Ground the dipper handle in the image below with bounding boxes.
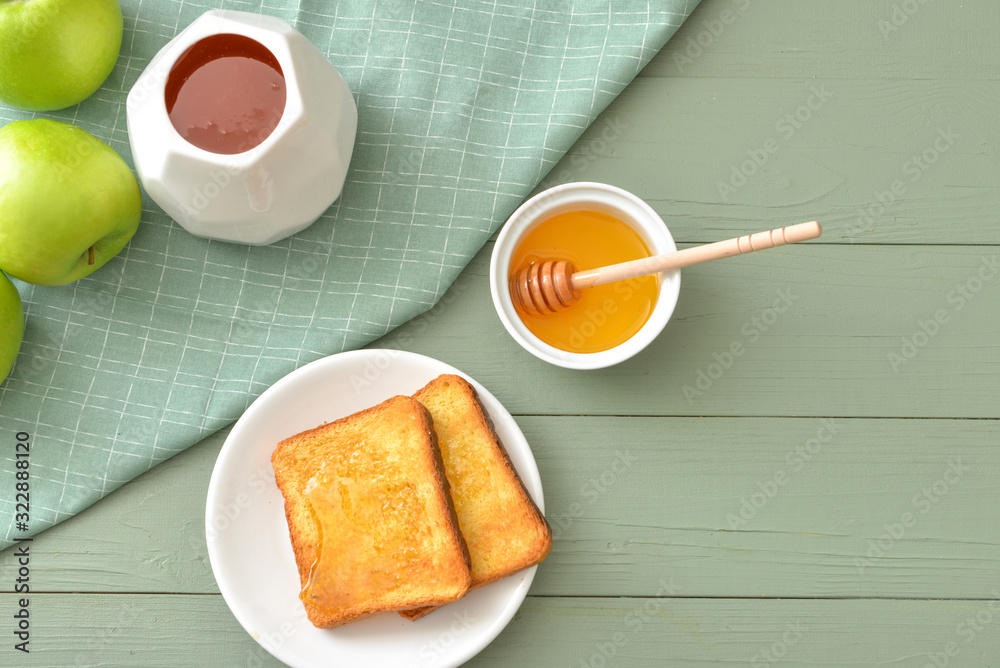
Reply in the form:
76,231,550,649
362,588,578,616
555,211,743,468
571,221,822,290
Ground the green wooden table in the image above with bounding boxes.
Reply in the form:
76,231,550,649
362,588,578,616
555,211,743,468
4,0,1000,665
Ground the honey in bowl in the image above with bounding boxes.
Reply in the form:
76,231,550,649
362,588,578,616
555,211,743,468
165,34,286,155
509,209,659,354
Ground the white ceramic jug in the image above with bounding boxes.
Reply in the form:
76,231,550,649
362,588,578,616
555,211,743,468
127,10,357,245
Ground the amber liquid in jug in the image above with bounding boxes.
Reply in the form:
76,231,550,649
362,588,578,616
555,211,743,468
165,33,287,155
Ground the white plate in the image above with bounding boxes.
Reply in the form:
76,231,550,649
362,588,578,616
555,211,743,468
206,350,545,668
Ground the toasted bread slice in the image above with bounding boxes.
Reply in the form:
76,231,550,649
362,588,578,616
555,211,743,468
401,375,552,620
271,395,472,628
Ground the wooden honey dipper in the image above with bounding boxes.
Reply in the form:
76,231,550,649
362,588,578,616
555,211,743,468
511,221,822,315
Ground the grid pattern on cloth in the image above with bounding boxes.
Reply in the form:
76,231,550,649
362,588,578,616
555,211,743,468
0,0,698,548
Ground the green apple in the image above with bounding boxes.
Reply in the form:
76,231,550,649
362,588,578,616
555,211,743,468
0,0,124,111
0,119,142,285
0,270,24,384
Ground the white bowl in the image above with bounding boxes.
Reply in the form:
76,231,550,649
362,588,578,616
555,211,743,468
126,10,357,245
489,182,680,370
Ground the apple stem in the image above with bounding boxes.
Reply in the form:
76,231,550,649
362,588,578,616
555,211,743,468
88,246,95,265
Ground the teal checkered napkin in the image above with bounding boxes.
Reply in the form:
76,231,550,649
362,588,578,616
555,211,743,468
0,0,697,548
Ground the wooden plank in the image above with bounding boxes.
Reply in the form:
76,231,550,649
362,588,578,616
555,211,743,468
641,0,1000,82
529,417,999,600
0,428,230,595
482,597,1000,668
0,593,276,668
375,242,1000,418
538,76,1000,245
5,417,996,600
2,593,998,667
